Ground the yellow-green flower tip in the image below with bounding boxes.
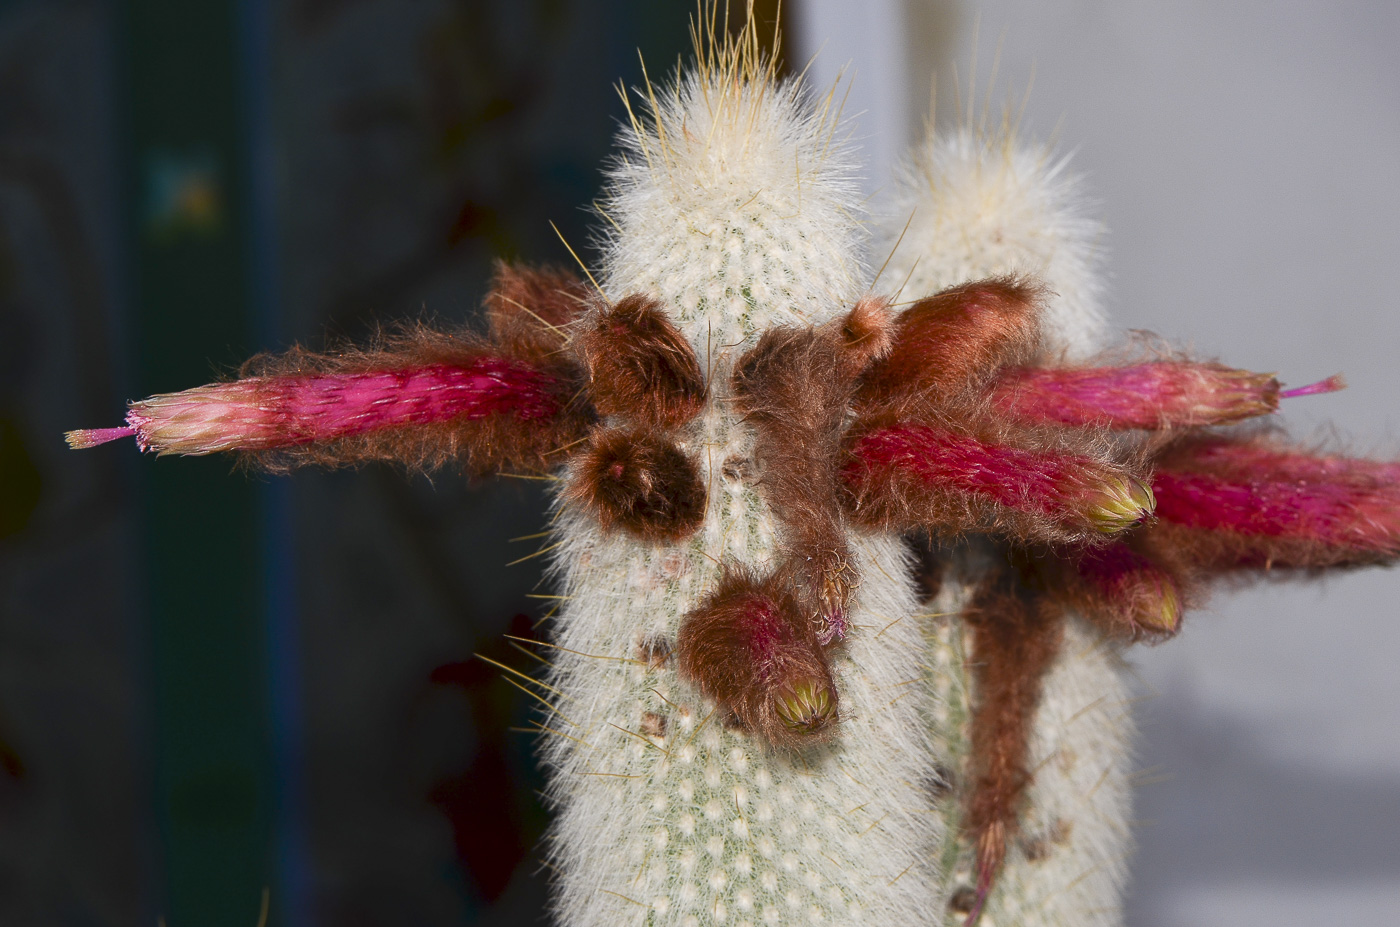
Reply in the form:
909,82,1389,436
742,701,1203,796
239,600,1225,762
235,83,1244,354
775,678,836,736
1137,579,1182,637
1085,474,1156,534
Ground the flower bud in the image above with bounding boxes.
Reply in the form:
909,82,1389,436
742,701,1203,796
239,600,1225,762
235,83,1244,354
1080,474,1156,534
1060,540,1185,641
857,277,1044,405
574,293,705,429
676,569,838,749
564,427,706,543
774,677,837,735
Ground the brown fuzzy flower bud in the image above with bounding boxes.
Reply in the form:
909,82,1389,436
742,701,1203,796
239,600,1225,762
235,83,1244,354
574,294,705,429
565,427,706,543
1047,539,1186,642
857,277,1044,406
831,295,895,379
676,569,838,750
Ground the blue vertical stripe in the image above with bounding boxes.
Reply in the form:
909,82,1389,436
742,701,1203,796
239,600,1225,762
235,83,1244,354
237,0,312,923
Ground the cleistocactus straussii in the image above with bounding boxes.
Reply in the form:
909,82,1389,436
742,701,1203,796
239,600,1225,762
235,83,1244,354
67,16,1398,927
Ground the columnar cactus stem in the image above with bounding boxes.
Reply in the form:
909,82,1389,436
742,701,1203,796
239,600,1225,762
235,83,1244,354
539,38,941,927
879,125,1137,926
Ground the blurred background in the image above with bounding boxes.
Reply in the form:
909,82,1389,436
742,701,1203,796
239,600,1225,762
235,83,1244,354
0,1,1395,925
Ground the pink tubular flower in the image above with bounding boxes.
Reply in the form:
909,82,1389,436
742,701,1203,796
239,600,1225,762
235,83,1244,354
1164,434,1395,484
1153,437,1400,562
841,421,1154,541
66,358,564,456
990,361,1285,429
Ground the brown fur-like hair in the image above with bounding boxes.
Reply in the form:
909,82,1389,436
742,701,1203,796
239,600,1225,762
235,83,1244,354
574,294,705,429
836,295,896,378
960,566,1066,923
732,319,869,640
857,277,1045,409
564,426,706,543
234,324,592,475
676,568,838,749
484,262,591,365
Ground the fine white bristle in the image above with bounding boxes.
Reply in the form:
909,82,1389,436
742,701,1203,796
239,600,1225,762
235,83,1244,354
598,31,867,360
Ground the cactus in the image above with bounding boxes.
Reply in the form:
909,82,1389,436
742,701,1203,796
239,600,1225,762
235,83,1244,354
875,121,1133,926
65,12,1400,927
538,31,943,927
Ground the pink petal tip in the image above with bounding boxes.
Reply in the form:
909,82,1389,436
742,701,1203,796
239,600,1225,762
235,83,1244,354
64,426,136,450
1279,374,1346,399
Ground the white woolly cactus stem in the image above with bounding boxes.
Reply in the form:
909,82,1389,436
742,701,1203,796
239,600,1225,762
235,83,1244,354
886,125,1108,359
880,124,1136,926
539,30,942,927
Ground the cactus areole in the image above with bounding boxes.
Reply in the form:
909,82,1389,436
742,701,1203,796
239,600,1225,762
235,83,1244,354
68,18,1394,927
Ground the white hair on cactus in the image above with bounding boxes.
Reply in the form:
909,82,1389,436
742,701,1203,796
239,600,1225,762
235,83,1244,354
879,120,1135,927
598,36,867,354
995,618,1133,927
881,125,1108,358
540,31,943,927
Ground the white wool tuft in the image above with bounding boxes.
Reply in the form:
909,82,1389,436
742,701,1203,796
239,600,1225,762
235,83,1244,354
541,48,943,927
879,121,1136,927
879,127,1107,358
599,61,867,356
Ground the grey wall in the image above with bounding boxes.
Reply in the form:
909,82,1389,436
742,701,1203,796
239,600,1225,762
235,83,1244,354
794,2,1400,924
